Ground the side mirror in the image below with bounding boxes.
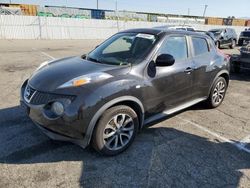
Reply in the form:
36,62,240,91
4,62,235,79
155,54,175,67
81,54,86,59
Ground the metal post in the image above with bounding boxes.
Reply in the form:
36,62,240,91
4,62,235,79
203,5,208,17
115,0,119,31
115,0,118,12
97,0,99,9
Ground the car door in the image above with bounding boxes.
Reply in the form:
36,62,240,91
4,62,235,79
190,36,215,98
224,29,232,45
143,35,195,114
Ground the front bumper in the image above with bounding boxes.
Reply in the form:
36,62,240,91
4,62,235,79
239,38,250,45
20,80,90,148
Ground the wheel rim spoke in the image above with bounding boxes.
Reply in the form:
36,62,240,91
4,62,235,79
105,123,116,131
121,126,134,132
103,130,116,139
103,113,134,151
120,132,131,138
120,114,126,125
113,115,120,129
119,134,125,146
106,135,117,147
213,81,226,105
113,135,118,149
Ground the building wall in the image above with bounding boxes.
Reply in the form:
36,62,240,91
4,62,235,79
0,15,247,40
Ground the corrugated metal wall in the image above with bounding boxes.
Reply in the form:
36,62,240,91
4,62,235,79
0,15,246,40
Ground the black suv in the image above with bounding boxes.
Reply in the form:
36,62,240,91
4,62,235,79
21,29,230,155
209,28,238,49
231,42,250,72
238,30,250,46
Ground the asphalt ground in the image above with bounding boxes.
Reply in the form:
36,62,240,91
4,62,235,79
0,40,250,188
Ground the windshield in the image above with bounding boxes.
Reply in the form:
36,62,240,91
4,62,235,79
86,33,157,65
241,31,250,37
206,32,216,40
209,29,223,36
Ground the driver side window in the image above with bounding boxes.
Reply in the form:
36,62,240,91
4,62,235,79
159,36,188,61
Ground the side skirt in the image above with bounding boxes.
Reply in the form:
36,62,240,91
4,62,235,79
144,97,207,125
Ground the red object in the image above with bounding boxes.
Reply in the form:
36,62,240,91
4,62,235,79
246,20,250,27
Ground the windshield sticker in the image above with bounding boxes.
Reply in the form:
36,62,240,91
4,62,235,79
136,33,155,40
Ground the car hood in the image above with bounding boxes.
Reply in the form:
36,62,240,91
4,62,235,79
28,56,130,92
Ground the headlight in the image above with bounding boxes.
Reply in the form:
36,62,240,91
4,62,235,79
58,72,113,89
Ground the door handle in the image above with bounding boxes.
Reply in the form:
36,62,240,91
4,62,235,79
184,67,193,74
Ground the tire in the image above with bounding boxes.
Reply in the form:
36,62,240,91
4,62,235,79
238,40,243,46
230,40,236,49
206,77,228,108
92,105,139,156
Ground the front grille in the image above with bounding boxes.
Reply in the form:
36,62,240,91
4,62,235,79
24,85,36,102
24,85,75,105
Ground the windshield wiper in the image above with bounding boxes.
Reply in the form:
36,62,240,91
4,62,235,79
87,57,102,64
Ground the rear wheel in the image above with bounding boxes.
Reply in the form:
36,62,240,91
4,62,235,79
206,77,227,108
92,105,139,156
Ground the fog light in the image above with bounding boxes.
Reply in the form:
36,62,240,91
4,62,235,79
51,102,64,116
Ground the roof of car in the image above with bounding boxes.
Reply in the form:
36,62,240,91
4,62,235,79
120,28,207,38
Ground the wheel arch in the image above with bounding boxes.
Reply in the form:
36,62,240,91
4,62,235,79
208,70,229,96
82,96,145,147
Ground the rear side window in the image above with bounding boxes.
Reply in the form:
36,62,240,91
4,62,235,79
191,37,209,56
159,36,188,60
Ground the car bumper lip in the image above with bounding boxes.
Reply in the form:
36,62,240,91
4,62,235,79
33,121,87,148
20,83,89,148
20,100,88,148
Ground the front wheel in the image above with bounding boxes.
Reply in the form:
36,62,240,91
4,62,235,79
216,41,220,49
206,77,228,108
92,105,139,156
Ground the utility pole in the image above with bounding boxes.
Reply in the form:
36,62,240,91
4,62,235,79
115,0,119,31
97,0,99,9
203,5,208,17
188,8,190,16
115,0,118,12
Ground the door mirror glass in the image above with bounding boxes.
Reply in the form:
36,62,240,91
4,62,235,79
155,54,175,67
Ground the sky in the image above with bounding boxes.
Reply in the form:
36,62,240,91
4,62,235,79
1,0,249,18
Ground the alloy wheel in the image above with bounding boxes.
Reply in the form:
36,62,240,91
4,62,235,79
103,113,134,151
212,81,226,105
